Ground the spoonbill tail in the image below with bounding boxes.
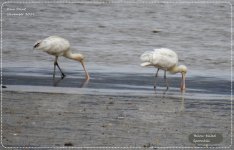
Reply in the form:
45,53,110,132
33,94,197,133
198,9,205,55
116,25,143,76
140,48,187,91
33,36,90,80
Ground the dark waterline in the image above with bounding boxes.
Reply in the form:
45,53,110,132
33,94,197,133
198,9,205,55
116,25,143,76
2,69,232,95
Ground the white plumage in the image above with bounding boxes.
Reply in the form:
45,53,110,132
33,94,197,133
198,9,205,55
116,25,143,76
140,48,187,91
141,48,178,69
37,36,70,56
34,36,90,80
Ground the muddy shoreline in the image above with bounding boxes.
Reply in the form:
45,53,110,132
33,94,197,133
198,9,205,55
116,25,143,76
2,89,231,148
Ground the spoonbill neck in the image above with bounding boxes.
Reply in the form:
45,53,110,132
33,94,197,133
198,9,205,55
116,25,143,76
63,50,83,61
168,65,181,74
168,65,187,74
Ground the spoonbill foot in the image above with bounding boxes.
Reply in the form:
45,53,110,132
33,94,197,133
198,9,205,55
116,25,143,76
61,73,66,79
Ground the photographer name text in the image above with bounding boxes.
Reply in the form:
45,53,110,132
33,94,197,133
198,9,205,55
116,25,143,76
6,7,34,17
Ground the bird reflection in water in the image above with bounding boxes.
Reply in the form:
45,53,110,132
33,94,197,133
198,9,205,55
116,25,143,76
53,76,90,88
180,90,185,112
154,87,185,112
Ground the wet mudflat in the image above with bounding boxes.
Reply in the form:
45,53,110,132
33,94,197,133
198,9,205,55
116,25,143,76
1,72,231,148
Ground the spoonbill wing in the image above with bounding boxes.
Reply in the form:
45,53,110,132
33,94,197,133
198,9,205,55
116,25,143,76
152,48,178,69
140,51,154,66
40,36,70,55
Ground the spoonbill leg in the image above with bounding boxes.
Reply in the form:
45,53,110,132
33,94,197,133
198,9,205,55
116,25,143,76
53,56,66,79
164,70,169,91
154,68,160,90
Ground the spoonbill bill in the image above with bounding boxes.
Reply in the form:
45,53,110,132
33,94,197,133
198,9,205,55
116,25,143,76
33,36,90,80
140,48,187,91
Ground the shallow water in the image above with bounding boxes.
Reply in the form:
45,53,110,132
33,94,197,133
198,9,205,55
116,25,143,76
1,1,232,112
1,1,232,80
3,69,231,95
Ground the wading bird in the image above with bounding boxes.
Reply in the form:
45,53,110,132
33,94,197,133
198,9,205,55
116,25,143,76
140,48,187,91
33,36,90,80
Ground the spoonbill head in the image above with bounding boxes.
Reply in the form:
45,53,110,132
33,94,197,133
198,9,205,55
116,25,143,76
140,48,187,91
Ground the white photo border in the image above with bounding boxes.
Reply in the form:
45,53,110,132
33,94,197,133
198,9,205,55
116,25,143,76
0,1,232,149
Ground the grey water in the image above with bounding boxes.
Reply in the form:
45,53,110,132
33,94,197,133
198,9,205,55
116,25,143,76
1,1,232,95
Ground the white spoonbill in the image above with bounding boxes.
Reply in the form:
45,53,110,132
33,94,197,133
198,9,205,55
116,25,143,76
140,48,187,91
33,36,90,80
